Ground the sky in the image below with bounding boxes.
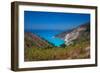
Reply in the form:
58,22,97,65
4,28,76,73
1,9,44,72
24,11,90,31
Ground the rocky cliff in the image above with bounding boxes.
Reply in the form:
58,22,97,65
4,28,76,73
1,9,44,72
55,22,90,45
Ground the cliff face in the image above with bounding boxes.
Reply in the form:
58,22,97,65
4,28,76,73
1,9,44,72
55,22,90,45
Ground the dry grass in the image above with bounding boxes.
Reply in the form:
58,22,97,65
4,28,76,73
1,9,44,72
24,40,90,61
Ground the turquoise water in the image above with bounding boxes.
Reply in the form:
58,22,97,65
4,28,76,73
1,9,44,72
26,30,65,47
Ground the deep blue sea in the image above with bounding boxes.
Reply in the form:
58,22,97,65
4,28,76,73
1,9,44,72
25,30,65,47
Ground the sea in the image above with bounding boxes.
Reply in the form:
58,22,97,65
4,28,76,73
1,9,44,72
25,30,65,47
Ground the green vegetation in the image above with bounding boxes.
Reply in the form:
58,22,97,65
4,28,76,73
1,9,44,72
24,39,90,61
24,23,90,61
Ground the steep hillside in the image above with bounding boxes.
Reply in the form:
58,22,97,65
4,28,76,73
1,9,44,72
55,22,90,45
24,32,53,49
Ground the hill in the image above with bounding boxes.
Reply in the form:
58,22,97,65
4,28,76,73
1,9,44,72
55,22,90,46
24,32,53,49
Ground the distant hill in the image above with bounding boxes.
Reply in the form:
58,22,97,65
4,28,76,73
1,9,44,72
55,22,90,45
24,32,53,49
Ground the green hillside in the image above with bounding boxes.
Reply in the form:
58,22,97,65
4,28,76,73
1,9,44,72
24,23,90,61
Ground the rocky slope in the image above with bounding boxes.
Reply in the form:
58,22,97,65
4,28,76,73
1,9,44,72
55,22,90,45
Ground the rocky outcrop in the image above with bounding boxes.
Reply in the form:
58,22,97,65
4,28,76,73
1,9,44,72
55,22,90,45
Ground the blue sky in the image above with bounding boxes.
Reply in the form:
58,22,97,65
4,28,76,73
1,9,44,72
24,11,90,31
